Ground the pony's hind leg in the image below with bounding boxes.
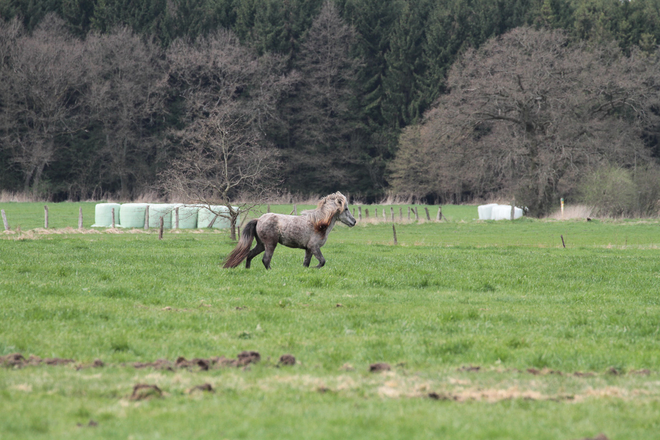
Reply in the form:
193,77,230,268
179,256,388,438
245,242,265,269
262,243,277,269
303,249,313,267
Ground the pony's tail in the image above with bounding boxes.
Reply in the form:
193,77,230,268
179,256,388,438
223,220,258,268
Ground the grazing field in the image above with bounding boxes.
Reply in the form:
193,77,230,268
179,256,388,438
1,204,660,439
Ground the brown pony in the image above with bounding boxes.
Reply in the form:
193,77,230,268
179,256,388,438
223,192,356,269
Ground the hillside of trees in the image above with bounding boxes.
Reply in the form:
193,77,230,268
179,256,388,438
1,0,659,214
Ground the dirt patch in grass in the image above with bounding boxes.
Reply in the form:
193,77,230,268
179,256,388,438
423,386,651,403
2,352,263,371
176,357,211,371
1,353,75,367
186,383,214,394
133,359,177,370
130,384,163,400
369,363,391,372
526,367,563,376
576,434,609,440
237,351,261,365
132,352,261,371
256,372,656,403
428,391,458,401
573,371,596,377
457,365,481,372
429,387,549,403
278,354,296,366
75,359,105,370
3,353,657,405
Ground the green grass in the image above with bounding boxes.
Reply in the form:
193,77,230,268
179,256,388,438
0,202,98,230
1,205,660,439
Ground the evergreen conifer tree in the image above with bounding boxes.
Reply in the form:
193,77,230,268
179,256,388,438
381,0,429,128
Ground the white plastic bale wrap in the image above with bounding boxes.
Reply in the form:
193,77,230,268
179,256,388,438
477,203,498,220
197,205,239,229
170,205,199,229
490,205,524,220
91,203,121,227
148,204,176,229
118,203,149,228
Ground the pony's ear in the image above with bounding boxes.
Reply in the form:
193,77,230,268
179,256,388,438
336,195,346,212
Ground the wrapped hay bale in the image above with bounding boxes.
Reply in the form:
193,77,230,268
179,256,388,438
118,203,148,228
477,203,498,220
148,204,176,229
170,205,199,229
197,205,238,229
92,203,121,227
491,205,523,220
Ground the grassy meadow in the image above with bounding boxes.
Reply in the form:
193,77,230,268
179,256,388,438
1,202,660,439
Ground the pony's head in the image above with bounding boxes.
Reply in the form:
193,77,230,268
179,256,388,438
332,192,357,227
307,192,356,231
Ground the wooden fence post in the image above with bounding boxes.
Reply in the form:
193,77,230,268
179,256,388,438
1,209,9,231
358,206,362,221
111,208,116,228
399,207,402,221
144,205,150,229
510,198,515,221
175,207,179,229
392,224,398,245
414,207,419,221
78,207,83,229
408,207,411,221
390,207,394,222
436,206,443,221
365,208,369,218
267,204,271,213
424,207,431,221
382,208,386,221
159,217,164,240
375,207,378,219
44,205,48,228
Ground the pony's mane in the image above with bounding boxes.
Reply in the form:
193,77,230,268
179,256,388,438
302,192,347,233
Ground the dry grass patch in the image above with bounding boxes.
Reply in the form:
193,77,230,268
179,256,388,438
545,205,594,220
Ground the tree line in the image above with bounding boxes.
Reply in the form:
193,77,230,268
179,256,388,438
389,27,660,215
1,0,659,214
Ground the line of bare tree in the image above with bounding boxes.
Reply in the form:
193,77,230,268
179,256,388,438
0,3,362,205
0,15,169,199
389,27,660,216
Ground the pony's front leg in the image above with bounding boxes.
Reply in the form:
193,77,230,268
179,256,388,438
311,247,325,268
303,249,313,267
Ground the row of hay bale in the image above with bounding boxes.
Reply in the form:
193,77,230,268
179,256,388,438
91,203,238,229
